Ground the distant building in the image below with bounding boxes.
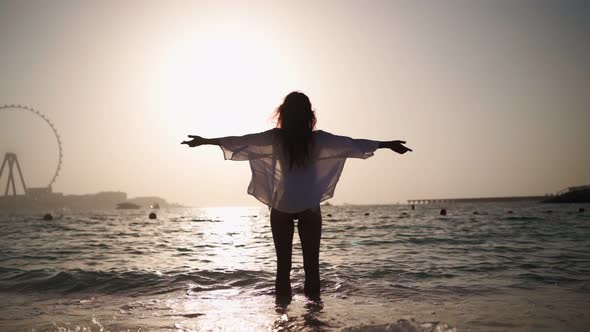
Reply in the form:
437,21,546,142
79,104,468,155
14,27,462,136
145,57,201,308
0,189,179,212
544,185,590,203
62,191,128,210
27,187,54,199
568,185,590,192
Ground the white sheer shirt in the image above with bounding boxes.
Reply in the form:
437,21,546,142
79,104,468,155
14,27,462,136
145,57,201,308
219,129,379,213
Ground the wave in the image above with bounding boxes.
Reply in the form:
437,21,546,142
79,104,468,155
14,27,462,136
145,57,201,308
516,272,588,285
502,216,542,221
342,319,457,332
0,267,274,295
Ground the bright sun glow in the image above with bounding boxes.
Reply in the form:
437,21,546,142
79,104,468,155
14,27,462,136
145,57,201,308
160,25,291,135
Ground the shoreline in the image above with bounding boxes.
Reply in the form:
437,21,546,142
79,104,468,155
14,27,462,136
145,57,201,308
1,285,589,331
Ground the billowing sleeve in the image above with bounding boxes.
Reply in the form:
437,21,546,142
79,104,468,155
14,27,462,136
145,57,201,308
219,129,276,161
315,130,379,160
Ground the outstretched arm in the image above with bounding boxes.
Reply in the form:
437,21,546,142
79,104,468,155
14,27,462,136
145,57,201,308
181,135,220,147
181,130,275,160
377,140,412,154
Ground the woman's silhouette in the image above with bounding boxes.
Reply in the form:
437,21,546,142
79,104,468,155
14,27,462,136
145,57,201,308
182,91,411,301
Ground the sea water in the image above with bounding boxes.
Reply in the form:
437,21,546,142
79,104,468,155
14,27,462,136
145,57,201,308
1,203,589,331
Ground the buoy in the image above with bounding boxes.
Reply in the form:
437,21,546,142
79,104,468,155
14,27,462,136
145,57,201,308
546,210,553,214
326,213,332,217
473,211,479,215
507,210,513,214
578,208,585,213
149,212,157,219
42,213,53,221
440,209,447,216
411,204,415,210
364,212,370,216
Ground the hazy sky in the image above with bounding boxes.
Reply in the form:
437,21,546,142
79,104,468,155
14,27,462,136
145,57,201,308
1,0,589,206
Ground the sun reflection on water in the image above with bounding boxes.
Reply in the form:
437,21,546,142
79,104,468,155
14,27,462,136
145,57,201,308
182,206,268,270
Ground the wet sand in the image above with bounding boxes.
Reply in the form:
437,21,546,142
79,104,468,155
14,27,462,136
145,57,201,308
2,285,589,331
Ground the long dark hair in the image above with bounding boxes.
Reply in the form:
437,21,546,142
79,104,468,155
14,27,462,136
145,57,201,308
274,91,317,169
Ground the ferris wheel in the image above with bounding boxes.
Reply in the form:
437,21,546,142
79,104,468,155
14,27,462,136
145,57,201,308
0,104,63,195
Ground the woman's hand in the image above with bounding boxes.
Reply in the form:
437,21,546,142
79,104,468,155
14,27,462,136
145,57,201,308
383,140,412,154
181,135,205,147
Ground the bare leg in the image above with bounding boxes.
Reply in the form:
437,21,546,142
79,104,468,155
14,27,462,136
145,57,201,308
297,206,322,298
270,208,295,299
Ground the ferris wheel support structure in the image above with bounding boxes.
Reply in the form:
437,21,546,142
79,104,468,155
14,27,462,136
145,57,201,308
0,104,63,195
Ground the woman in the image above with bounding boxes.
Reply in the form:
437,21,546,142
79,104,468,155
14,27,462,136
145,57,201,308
182,91,411,300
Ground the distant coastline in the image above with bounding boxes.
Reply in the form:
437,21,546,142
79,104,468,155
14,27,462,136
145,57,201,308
0,191,183,213
2,185,588,214
407,185,590,205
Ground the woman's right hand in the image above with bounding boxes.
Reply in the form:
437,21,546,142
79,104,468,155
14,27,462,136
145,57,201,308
181,135,205,147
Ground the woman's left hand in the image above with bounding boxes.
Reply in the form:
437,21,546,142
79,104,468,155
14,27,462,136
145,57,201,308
390,140,412,154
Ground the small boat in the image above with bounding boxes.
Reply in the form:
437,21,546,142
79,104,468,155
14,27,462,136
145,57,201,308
150,203,160,209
